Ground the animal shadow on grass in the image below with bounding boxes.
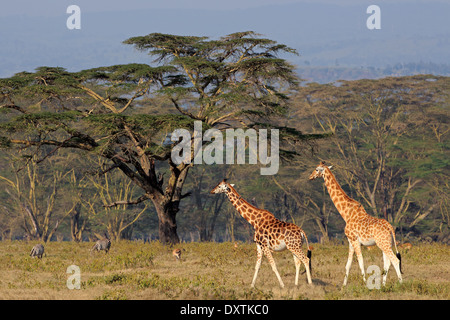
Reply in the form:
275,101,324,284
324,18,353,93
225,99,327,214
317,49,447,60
311,278,331,287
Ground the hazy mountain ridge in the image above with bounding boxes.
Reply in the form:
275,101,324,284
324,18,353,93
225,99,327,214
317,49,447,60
1,1,449,82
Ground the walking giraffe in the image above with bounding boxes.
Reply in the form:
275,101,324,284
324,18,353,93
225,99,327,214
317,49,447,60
309,161,403,286
211,179,312,288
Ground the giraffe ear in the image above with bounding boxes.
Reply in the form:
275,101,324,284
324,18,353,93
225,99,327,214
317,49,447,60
328,166,333,169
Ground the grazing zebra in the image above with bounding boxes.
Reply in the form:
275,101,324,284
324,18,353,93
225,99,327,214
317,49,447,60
30,244,45,259
91,238,111,254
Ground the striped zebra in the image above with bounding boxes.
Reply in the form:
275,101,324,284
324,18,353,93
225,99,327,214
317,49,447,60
30,244,45,259
91,238,111,254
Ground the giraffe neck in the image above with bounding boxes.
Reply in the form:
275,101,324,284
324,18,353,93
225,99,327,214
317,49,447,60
323,169,356,222
225,186,271,229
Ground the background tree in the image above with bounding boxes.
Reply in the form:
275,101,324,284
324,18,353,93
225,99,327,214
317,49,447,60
186,165,228,242
64,169,89,242
292,75,449,238
0,32,324,244
0,153,75,242
81,162,148,242
272,173,335,243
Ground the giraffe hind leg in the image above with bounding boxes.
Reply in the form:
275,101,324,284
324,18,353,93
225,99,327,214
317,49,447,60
377,233,403,284
293,254,301,286
290,248,312,285
385,249,403,284
382,251,391,286
397,252,403,274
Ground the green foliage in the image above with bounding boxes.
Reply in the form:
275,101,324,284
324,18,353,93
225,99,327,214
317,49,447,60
0,111,80,132
0,30,447,244
84,113,195,134
76,64,177,82
289,75,449,237
0,136,11,148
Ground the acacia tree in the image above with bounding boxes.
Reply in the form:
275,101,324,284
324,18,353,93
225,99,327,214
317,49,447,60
0,32,324,244
298,75,449,233
0,153,76,242
81,157,148,241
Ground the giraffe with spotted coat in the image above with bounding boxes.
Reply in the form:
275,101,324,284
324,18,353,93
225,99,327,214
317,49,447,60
211,179,312,288
309,161,403,286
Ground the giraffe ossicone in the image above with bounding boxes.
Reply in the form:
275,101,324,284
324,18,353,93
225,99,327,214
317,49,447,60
309,161,403,287
211,179,313,288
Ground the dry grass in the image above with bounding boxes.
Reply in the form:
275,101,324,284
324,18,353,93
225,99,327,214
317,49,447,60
0,241,448,300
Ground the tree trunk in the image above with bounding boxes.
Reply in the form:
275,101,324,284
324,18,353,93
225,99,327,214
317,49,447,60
154,200,180,245
70,203,88,242
23,205,41,240
313,216,329,243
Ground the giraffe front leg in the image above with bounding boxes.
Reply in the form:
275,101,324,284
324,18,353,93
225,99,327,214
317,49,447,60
262,246,285,288
351,240,366,284
343,241,354,287
251,244,263,288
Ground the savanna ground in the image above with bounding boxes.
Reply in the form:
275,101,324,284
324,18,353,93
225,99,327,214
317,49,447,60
0,241,448,300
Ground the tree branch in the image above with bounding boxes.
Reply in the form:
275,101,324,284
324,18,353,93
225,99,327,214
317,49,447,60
0,104,28,114
78,85,118,113
103,194,149,208
117,80,151,114
170,97,201,120
409,203,437,228
10,137,97,151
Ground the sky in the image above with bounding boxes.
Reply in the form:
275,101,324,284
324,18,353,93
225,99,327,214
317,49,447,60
0,0,448,79
1,0,447,15
2,0,304,16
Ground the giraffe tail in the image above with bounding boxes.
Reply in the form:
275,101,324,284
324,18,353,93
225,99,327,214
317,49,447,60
301,231,312,275
391,228,403,274
307,248,312,275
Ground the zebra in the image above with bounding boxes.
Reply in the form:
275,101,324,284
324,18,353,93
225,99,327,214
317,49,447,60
30,244,45,259
91,238,111,254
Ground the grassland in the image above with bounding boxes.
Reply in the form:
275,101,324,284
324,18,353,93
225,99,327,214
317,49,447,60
0,241,448,300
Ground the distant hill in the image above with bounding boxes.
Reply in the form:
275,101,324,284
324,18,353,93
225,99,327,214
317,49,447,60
0,1,449,82
298,62,450,84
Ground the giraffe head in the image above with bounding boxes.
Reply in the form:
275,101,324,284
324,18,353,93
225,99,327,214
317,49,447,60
309,161,332,180
210,179,235,194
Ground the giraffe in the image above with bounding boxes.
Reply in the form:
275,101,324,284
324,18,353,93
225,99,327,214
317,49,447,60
211,179,312,288
309,161,403,286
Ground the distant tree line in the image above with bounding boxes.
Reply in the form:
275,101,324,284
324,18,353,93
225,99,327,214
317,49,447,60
0,31,325,244
297,61,450,84
0,32,448,245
